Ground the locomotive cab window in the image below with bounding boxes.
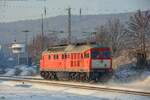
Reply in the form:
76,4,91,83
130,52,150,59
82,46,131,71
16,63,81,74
92,50,111,59
103,51,111,58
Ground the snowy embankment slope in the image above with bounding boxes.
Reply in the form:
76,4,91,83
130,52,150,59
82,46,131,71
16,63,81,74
0,80,150,100
110,68,150,92
108,54,150,92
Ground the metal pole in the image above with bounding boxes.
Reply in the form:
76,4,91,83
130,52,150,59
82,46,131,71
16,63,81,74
41,14,44,50
25,32,28,65
79,8,82,35
18,53,20,65
67,7,71,44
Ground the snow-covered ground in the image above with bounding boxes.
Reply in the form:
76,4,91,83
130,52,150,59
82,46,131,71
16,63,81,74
0,63,150,95
0,80,150,100
0,65,38,76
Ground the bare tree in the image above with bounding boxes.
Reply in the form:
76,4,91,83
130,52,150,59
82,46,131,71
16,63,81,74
127,10,150,67
28,33,58,64
108,19,126,55
96,25,110,46
28,34,47,63
96,18,126,56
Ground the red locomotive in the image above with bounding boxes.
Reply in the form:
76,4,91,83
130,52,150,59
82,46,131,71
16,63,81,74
40,43,112,81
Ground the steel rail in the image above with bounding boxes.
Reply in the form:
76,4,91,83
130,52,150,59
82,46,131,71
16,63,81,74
0,76,150,96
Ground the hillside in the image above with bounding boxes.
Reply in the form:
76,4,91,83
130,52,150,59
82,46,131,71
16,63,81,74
0,12,133,44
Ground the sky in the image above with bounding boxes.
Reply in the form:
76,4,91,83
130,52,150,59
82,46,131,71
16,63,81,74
0,0,150,22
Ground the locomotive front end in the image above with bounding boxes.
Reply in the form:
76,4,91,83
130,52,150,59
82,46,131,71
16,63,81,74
91,48,112,73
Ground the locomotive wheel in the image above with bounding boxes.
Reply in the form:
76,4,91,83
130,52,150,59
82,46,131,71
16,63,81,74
68,72,73,80
53,72,58,80
41,71,47,79
86,72,97,82
48,72,58,80
75,73,80,81
70,72,76,80
48,72,52,79
80,73,86,81
40,71,45,78
44,72,50,79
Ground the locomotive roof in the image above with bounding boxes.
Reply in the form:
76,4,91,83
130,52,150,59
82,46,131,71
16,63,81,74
45,44,100,53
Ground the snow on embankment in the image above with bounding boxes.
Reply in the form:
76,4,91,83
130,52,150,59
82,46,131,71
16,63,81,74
108,52,150,91
114,63,140,82
3,65,38,76
112,50,136,69
111,51,150,83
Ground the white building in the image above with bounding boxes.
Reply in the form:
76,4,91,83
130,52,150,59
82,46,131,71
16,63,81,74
11,43,25,54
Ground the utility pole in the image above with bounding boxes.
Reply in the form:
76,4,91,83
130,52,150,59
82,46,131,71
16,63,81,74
41,14,44,50
41,5,47,50
79,8,82,17
79,8,82,35
41,14,44,38
67,7,71,44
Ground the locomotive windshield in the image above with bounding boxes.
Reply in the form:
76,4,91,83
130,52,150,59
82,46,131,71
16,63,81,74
91,50,111,59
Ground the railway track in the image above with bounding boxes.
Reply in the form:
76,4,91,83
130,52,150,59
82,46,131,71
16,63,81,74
0,76,150,96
